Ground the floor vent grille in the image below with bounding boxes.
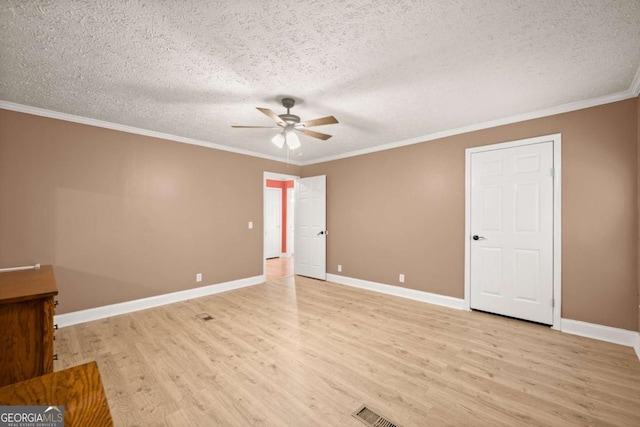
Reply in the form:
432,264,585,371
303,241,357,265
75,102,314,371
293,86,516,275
352,404,399,427
196,313,214,321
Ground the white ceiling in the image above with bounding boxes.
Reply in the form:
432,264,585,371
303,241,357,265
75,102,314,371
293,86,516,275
1,0,639,165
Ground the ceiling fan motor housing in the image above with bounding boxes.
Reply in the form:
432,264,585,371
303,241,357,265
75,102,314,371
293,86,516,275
279,98,300,124
279,113,301,125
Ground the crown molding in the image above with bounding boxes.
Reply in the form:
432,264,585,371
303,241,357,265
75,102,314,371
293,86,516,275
3,69,638,168
302,89,637,165
0,101,301,166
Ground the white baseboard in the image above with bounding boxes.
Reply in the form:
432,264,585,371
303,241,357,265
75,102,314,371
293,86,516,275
560,318,638,348
54,275,265,328
326,273,466,311
635,332,640,361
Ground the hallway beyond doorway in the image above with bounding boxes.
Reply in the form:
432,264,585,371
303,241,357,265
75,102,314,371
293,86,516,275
266,257,293,281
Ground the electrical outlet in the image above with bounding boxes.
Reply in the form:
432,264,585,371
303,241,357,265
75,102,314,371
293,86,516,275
399,274,405,283
248,221,253,229
338,264,342,272
196,273,202,282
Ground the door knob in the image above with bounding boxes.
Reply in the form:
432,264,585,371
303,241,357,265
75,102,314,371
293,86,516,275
472,235,486,241
317,230,325,236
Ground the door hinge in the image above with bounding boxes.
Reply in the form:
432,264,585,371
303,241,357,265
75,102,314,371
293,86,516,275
550,168,555,178
551,298,555,308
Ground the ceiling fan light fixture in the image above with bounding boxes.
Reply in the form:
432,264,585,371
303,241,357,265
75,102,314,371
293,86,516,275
285,130,300,149
233,97,338,150
271,132,285,148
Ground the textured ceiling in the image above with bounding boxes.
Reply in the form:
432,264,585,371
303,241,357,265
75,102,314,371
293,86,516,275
1,0,640,164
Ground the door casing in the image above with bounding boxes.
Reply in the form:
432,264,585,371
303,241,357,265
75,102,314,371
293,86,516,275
464,133,562,330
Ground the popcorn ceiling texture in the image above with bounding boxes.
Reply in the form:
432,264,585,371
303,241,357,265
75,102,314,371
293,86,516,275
1,0,639,162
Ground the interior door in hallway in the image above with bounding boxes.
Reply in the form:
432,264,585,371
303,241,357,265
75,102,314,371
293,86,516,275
469,141,554,324
265,187,281,259
295,175,326,280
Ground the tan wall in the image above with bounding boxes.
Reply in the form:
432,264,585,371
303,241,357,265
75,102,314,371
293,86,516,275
0,109,301,314
304,99,639,331
2,100,638,331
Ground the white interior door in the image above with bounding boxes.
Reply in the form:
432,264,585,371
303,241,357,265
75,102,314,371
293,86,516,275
286,187,294,256
470,141,554,324
265,188,281,259
295,175,326,280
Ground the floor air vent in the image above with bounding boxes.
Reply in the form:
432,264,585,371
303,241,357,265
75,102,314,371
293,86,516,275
352,404,399,427
196,313,214,321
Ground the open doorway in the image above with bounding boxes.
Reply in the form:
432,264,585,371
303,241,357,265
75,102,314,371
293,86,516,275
264,171,298,281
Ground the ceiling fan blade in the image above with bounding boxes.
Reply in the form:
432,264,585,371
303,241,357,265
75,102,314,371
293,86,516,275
231,125,278,128
298,128,332,140
300,115,339,128
256,107,286,126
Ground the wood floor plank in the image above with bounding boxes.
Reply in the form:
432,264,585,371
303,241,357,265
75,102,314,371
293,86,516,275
266,257,293,282
54,276,640,426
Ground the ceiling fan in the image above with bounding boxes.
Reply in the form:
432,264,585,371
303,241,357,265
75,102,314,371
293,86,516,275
232,98,338,149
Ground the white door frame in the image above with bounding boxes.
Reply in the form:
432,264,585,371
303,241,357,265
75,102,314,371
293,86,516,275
464,133,562,330
263,171,300,278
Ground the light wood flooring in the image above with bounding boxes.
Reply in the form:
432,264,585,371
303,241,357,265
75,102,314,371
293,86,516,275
266,257,293,281
54,276,640,426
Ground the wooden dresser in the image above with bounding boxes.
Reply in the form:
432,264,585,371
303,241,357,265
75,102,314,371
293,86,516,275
0,361,114,426
0,265,58,387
